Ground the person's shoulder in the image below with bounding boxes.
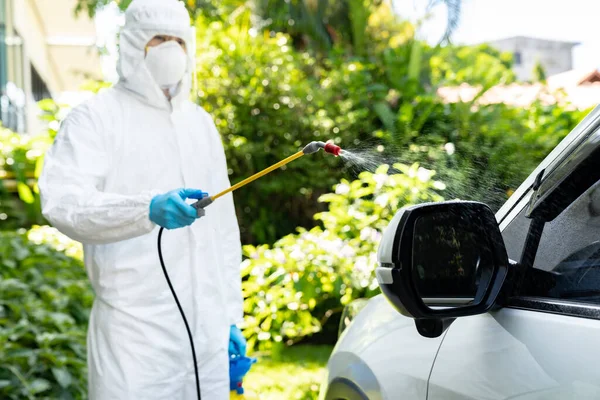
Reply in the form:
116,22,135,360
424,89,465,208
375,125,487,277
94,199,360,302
67,88,119,117
62,87,123,130
183,103,223,146
186,102,213,121
184,102,219,131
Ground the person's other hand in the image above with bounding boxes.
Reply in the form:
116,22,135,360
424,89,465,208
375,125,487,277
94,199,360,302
229,325,247,357
150,188,208,229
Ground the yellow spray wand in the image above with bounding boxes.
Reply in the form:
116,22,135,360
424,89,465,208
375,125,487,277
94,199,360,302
192,141,341,213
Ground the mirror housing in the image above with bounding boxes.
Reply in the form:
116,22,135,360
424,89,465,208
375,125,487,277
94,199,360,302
376,201,510,337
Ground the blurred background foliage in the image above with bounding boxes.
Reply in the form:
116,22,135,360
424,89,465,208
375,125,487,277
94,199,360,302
191,4,588,242
0,227,89,400
0,0,593,398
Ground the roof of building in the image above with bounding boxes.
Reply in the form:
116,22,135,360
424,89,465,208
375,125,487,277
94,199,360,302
547,69,600,87
437,69,600,111
486,35,581,47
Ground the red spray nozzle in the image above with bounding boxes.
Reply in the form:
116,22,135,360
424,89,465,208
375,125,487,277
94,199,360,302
324,142,342,156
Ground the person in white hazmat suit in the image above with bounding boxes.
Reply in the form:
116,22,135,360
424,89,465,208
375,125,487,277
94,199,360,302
38,0,246,398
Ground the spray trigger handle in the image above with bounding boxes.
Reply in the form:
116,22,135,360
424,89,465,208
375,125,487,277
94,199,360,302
192,196,214,217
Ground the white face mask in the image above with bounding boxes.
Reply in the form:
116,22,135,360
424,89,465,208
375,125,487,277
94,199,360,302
145,41,188,88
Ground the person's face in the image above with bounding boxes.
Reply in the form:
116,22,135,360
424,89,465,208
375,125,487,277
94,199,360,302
145,35,187,55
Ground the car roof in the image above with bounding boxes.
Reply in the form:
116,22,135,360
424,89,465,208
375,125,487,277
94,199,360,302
496,104,600,225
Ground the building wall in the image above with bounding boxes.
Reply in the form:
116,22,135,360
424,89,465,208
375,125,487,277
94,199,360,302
10,0,63,134
1,0,100,134
35,0,101,93
488,37,575,81
12,0,61,95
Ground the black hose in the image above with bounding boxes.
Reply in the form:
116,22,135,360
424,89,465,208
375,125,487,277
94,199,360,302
157,227,201,400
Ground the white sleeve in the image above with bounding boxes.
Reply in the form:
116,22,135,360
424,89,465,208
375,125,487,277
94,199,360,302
207,114,244,326
38,103,157,245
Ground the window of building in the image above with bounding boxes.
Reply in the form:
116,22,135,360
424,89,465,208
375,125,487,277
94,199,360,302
31,64,51,102
0,0,26,133
0,0,8,94
514,51,522,65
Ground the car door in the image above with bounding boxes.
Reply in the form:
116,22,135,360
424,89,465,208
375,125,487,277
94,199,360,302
427,123,600,399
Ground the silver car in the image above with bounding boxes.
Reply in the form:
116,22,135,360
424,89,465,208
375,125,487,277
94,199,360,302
319,105,600,400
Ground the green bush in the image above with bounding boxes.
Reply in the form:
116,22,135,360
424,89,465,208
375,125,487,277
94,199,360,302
364,38,588,212
195,13,587,243
195,19,359,244
0,227,89,400
394,100,590,210
429,44,516,87
241,163,444,352
0,126,53,230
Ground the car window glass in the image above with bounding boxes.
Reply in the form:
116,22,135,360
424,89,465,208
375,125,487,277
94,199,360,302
529,179,600,303
534,180,600,271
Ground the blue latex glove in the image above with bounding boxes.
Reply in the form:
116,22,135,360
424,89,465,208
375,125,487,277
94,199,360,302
229,355,257,394
229,325,247,357
150,188,208,230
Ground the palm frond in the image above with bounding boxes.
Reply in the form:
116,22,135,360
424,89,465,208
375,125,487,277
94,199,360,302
428,0,462,44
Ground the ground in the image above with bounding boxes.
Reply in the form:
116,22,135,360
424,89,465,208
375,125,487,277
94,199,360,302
241,345,333,399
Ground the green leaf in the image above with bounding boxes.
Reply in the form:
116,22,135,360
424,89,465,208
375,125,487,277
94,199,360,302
37,99,58,112
348,0,369,56
408,40,422,82
373,101,396,132
34,155,45,179
52,368,73,388
365,83,389,95
17,182,35,204
49,312,75,327
6,348,35,359
29,378,51,394
0,379,11,388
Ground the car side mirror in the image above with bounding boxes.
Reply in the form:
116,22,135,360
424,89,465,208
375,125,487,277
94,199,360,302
376,201,510,338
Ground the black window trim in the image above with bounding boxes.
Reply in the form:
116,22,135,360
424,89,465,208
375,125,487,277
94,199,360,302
508,297,600,321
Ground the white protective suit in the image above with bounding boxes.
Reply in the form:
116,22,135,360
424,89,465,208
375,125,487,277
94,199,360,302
38,0,243,398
